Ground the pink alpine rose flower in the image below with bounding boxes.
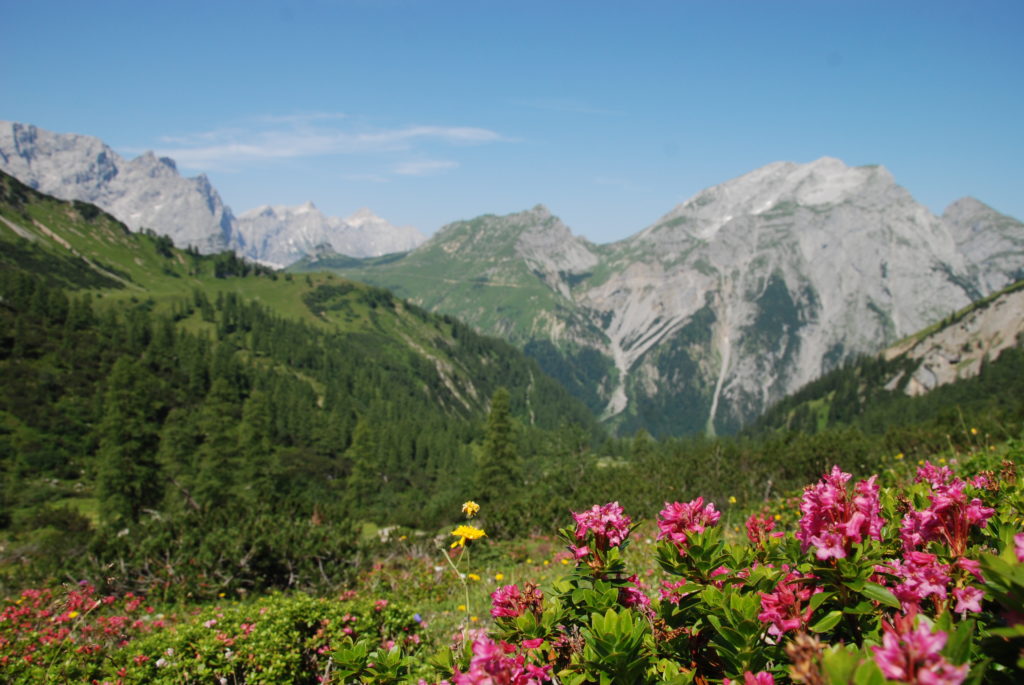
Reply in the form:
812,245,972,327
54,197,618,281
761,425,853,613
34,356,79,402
454,635,551,684
758,569,821,637
795,466,885,560
570,502,632,560
657,497,721,553
872,619,967,684
490,583,543,620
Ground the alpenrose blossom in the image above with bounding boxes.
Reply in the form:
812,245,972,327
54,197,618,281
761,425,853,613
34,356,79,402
490,583,543,620
900,464,995,556
723,672,775,685
872,618,967,684
884,551,952,613
1015,532,1024,562
795,466,885,560
746,511,776,549
758,569,821,637
952,586,984,616
570,502,632,559
618,574,652,613
453,635,551,684
657,497,721,552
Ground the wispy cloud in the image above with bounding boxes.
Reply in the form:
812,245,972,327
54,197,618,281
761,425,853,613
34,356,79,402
393,159,459,176
152,114,505,171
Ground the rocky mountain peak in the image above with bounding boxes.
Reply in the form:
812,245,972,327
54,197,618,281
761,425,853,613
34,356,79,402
941,196,1024,293
0,121,430,264
642,158,902,245
346,207,377,223
943,196,994,222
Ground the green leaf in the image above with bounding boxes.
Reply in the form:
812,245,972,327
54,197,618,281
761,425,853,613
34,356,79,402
810,610,844,633
809,591,834,610
945,619,975,665
859,582,901,609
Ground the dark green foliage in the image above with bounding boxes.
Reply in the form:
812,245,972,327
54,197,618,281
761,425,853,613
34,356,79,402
523,339,611,414
0,239,126,290
0,266,601,593
751,346,1024,446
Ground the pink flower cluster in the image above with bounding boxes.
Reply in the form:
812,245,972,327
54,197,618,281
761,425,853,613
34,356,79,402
872,618,967,684
795,466,885,560
901,462,995,556
724,672,775,685
745,512,777,549
617,575,652,613
453,635,551,684
657,497,721,553
490,583,544,620
758,569,821,637
570,501,632,560
883,552,952,613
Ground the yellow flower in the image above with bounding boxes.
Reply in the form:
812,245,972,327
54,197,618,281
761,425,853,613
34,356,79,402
895,452,904,460
470,616,479,622
970,427,978,436
495,573,505,581
457,604,467,611
774,514,782,521
467,573,481,581
461,501,480,518
560,558,570,565
728,496,737,504
450,524,486,548
68,611,79,619
543,560,550,566
398,535,407,541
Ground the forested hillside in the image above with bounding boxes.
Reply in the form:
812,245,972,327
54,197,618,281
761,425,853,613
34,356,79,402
2,168,1021,610
0,170,601,594
750,280,1024,440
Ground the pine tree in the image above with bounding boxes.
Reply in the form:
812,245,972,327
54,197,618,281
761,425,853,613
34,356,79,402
475,387,522,504
95,358,164,526
345,417,380,515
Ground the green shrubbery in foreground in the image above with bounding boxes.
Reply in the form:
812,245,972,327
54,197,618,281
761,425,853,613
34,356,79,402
1,443,1021,684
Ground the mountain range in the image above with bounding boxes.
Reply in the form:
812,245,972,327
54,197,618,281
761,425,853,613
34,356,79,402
3,121,1021,438
295,158,1024,436
0,121,426,266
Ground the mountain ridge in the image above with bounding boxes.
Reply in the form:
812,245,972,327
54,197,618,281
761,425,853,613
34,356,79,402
298,157,1023,436
0,121,426,266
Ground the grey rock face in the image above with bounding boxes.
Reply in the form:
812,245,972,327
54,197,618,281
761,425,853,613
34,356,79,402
0,121,427,263
235,203,426,267
368,157,1018,435
0,121,237,252
586,157,978,432
942,197,1024,295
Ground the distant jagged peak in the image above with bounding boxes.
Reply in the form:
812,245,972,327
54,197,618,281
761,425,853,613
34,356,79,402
345,207,384,226
688,156,894,212
942,196,999,220
238,201,325,221
638,157,900,243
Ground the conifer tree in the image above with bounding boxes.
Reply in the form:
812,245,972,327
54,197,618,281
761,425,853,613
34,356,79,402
475,387,521,504
345,417,380,514
95,358,164,526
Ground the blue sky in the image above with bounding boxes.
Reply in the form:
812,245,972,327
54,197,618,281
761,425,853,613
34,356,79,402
2,0,1021,243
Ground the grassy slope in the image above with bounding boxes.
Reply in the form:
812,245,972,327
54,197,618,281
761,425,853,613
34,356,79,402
0,170,600,435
